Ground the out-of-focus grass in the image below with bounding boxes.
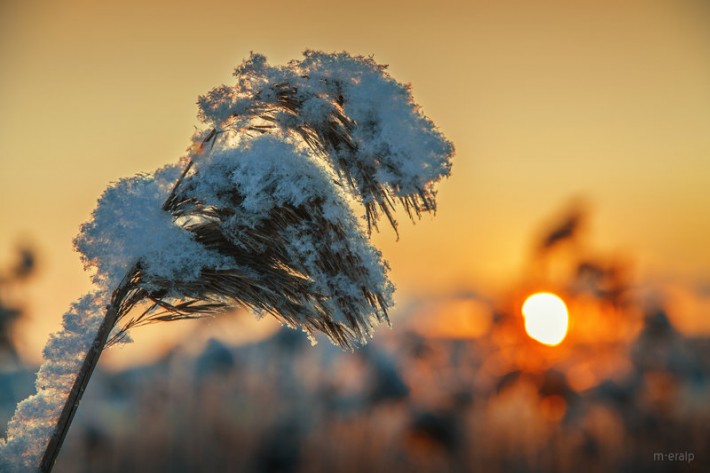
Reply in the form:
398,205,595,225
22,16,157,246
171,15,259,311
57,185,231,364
3,208,708,473
37,295,709,473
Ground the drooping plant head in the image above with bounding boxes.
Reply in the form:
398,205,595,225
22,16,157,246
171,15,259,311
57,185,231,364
199,51,454,233
75,51,454,348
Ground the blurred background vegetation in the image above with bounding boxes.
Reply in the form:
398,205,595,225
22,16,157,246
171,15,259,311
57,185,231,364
2,204,708,472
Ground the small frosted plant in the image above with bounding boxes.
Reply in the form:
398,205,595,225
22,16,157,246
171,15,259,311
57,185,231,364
0,51,453,472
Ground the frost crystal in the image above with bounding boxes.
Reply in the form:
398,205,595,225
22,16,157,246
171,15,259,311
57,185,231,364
178,136,394,341
198,50,454,232
74,164,231,292
0,291,109,472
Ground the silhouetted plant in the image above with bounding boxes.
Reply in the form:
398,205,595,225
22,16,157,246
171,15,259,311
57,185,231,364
0,247,36,362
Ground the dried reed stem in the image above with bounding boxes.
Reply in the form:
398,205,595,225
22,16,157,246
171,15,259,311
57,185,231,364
39,269,134,473
38,130,218,472
39,130,226,472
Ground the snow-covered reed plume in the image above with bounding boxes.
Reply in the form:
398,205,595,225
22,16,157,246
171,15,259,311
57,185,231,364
0,51,453,472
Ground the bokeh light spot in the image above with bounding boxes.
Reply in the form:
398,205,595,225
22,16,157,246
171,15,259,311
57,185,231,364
522,292,569,346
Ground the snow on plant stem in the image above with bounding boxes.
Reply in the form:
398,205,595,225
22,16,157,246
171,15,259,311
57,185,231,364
0,51,454,472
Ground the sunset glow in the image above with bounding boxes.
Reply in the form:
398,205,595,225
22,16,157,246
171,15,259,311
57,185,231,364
522,292,569,346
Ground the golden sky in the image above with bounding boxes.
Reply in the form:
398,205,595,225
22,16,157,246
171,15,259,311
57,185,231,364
1,0,710,366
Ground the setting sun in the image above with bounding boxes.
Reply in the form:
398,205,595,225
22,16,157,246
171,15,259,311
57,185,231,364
522,292,569,346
